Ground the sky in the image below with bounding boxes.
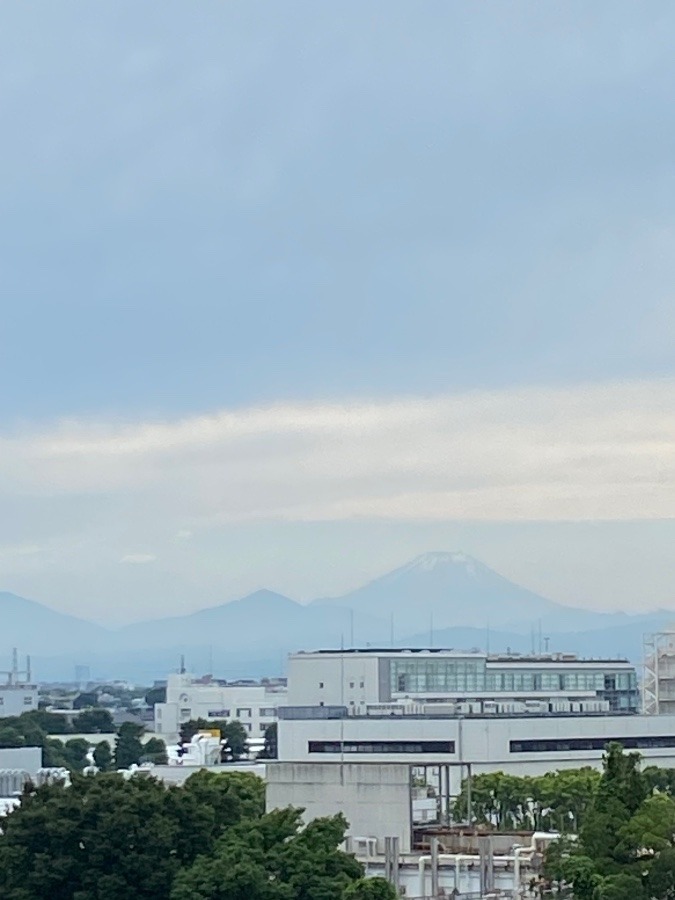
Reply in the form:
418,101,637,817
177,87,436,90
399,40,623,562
1,2,675,624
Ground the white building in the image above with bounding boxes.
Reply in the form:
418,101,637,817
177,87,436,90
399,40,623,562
0,651,38,718
267,646,669,864
287,648,639,714
0,684,38,717
277,709,675,778
154,673,287,741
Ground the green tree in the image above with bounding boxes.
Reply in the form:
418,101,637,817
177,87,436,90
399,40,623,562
171,808,362,900
23,709,72,735
114,722,145,769
344,877,398,900
579,743,647,871
221,720,248,761
179,718,208,744
74,708,115,733
174,770,267,860
596,872,646,900
258,722,277,759
646,845,675,899
618,792,675,859
42,737,70,768
560,855,603,900
142,737,168,765
0,770,267,900
93,740,113,772
61,738,91,772
0,726,25,748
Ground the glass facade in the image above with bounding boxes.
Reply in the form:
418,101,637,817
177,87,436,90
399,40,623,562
389,658,639,711
392,658,487,693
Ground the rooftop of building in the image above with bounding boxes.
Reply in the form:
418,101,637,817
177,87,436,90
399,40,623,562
292,648,631,664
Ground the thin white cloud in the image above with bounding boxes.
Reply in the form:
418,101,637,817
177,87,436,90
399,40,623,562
1,378,675,525
120,553,157,565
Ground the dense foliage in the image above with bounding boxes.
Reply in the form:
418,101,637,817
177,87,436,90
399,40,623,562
0,708,114,742
0,770,392,900
545,743,675,899
453,766,601,832
0,711,166,772
258,722,278,759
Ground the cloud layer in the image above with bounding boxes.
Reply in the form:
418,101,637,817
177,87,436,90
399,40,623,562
2,378,674,528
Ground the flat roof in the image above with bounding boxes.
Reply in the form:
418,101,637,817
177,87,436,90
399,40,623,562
291,648,630,664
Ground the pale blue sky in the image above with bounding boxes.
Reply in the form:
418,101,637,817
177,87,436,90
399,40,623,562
1,2,675,622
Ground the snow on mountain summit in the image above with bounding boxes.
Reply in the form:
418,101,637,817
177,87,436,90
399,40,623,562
402,551,477,574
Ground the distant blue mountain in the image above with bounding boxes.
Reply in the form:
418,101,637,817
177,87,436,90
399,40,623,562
1,553,670,681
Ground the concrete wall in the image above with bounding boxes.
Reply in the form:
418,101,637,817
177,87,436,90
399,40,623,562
266,761,412,852
0,686,38,717
287,654,382,707
0,746,42,775
278,712,675,793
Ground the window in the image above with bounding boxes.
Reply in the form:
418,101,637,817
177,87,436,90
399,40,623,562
319,682,324,689
391,658,487,694
511,735,675,753
349,682,354,689
208,709,230,718
24,696,33,705
236,708,251,718
259,707,276,717
360,681,365,689
180,708,191,718
309,740,455,754
260,723,268,733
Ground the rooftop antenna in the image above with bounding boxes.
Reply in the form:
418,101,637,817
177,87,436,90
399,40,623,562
12,648,18,685
538,619,543,655
26,655,31,683
544,636,550,653
179,654,185,675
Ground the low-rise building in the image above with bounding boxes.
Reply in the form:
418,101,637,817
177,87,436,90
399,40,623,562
287,648,639,714
154,672,287,741
268,646,658,860
0,652,38,717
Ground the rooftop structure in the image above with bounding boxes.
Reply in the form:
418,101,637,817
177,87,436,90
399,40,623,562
0,649,38,717
643,630,675,715
287,647,639,716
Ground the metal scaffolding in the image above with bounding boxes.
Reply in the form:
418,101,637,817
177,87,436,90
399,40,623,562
643,631,675,715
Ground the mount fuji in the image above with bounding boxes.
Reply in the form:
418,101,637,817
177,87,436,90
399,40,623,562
1,552,669,680
312,551,639,637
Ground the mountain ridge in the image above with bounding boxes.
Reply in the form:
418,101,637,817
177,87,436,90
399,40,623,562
1,553,669,679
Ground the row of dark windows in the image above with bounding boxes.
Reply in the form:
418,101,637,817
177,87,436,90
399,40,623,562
308,740,455,754
511,735,675,753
